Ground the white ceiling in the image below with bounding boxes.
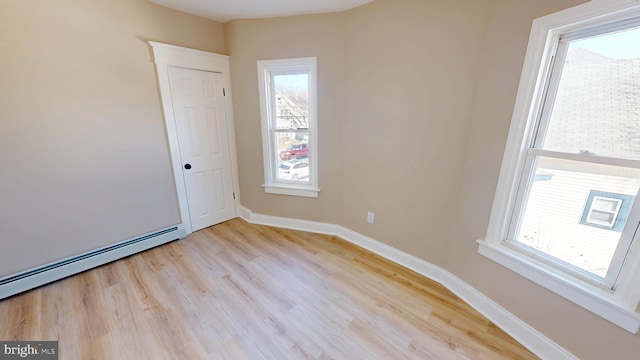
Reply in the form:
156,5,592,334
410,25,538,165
149,0,374,23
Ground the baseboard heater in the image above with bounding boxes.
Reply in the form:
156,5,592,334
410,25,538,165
0,224,186,300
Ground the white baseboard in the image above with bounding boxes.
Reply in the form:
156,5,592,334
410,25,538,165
239,206,577,360
0,224,186,300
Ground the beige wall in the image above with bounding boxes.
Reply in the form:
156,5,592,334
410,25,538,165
225,13,348,225
227,0,640,358
0,0,225,277
339,0,494,267
227,0,493,267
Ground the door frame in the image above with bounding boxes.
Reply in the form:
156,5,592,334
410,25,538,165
149,41,240,235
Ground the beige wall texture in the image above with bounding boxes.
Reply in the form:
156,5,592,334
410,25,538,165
0,0,225,277
226,0,493,268
227,0,640,358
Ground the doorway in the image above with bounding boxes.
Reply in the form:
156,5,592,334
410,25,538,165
150,42,240,235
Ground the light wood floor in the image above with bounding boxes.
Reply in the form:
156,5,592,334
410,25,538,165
0,219,537,359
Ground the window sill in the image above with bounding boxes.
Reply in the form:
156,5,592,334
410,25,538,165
477,240,640,333
263,184,320,198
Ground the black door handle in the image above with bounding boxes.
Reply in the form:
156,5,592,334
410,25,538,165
184,163,192,170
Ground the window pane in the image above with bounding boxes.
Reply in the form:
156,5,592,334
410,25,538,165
516,157,640,278
274,131,310,182
274,74,309,130
589,210,615,224
542,27,640,159
592,198,619,212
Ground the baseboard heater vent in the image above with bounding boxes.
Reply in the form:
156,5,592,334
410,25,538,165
0,224,186,300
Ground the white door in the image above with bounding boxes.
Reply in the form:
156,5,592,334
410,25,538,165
168,67,236,231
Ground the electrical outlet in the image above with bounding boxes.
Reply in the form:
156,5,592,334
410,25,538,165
367,211,375,224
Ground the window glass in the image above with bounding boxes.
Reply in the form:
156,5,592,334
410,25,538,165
274,132,310,183
587,197,622,227
274,74,309,130
542,27,640,159
516,158,640,278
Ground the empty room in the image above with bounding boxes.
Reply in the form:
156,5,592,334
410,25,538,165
2,0,640,358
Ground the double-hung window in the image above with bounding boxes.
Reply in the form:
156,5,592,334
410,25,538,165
257,57,319,198
478,0,640,332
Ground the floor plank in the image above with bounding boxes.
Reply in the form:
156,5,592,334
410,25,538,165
0,218,538,359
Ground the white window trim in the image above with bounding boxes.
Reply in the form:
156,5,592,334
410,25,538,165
586,196,622,228
477,0,640,333
257,57,320,198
